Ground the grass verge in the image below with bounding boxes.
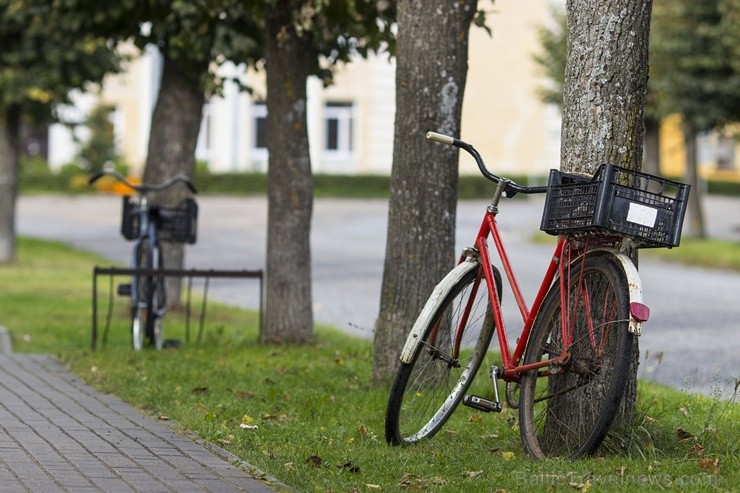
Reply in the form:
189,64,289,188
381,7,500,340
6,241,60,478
640,238,740,272
1,238,738,492
530,234,740,273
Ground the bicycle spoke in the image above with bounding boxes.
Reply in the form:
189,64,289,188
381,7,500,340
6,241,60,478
520,254,632,458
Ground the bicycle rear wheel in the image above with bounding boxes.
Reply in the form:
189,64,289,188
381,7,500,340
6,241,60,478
131,241,164,350
385,263,500,445
518,253,633,458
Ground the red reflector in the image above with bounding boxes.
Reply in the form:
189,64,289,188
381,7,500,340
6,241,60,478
630,302,650,322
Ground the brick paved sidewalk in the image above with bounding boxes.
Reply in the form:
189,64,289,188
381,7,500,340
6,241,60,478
0,326,282,492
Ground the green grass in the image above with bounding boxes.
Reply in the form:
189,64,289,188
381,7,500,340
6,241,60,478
641,238,740,272
1,238,738,492
530,234,740,273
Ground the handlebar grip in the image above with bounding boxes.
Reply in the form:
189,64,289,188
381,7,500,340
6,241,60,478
426,131,455,145
88,171,106,185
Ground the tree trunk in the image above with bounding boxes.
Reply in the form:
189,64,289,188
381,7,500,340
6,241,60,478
143,54,206,307
0,105,20,264
682,121,706,238
372,0,477,382
560,0,652,430
261,1,314,344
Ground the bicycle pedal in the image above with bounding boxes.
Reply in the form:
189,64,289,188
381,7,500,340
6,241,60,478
463,395,502,413
117,283,132,296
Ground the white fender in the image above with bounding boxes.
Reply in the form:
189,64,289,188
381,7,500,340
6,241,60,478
598,250,647,336
399,258,480,363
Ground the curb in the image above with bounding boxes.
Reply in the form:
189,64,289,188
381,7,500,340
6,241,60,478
0,325,13,354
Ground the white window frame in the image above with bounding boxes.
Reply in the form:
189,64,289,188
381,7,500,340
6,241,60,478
323,102,355,162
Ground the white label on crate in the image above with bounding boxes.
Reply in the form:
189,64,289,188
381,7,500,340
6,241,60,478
627,202,658,228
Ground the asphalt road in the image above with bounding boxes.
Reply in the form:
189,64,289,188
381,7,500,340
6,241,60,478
17,194,740,399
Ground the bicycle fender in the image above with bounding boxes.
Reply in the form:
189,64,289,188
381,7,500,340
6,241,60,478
595,251,647,336
399,259,480,364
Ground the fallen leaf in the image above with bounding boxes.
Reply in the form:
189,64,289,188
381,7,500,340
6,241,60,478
235,390,255,399
191,386,209,395
241,415,255,425
568,481,592,491
338,461,360,473
676,427,694,441
468,415,482,423
500,451,515,461
431,477,447,485
305,455,322,467
465,470,483,479
158,415,170,421
365,484,381,489
698,458,720,474
689,443,705,456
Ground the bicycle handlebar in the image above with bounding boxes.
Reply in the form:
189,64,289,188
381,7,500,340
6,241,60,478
426,131,548,197
88,170,198,194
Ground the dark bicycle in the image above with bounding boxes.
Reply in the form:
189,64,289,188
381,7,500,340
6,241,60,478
89,170,198,350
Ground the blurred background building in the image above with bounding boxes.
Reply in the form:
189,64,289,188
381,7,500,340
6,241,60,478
35,0,738,180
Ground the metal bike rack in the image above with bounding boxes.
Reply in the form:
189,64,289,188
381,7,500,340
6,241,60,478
91,266,263,350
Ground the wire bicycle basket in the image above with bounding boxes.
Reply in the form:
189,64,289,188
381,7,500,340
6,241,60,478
120,196,198,244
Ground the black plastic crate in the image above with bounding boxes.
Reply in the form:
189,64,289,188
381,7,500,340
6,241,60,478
540,164,690,248
120,196,140,240
159,198,198,244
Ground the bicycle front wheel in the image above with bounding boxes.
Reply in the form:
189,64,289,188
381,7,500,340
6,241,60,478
519,253,633,459
385,263,497,445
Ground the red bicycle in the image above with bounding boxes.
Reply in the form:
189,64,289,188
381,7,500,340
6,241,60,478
385,132,689,458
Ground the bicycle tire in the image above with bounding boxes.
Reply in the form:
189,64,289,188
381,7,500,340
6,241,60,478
385,262,500,445
131,240,164,349
131,241,152,350
518,253,633,459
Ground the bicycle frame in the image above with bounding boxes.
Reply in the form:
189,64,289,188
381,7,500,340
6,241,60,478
130,194,166,315
463,201,567,383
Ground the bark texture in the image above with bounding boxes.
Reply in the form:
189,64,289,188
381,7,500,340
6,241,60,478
261,1,314,344
372,0,477,382
561,0,652,428
0,105,20,264
143,54,205,304
562,0,652,173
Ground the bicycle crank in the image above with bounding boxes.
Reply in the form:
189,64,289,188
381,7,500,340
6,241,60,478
463,365,503,413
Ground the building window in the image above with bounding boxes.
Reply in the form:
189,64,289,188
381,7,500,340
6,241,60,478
324,102,354,159
252,102,268,165
253,103,267,149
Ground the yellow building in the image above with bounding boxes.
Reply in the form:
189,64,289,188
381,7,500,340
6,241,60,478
48,0,738,181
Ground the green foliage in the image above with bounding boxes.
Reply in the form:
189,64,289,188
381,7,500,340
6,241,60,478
0,0,120,116
75,104,122,174
533,1,740,132
651,0,740,130
532,5,567,109
2,238,738,492
256,0,396,85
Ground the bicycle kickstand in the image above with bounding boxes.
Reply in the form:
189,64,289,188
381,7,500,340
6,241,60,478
463,365,503,413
